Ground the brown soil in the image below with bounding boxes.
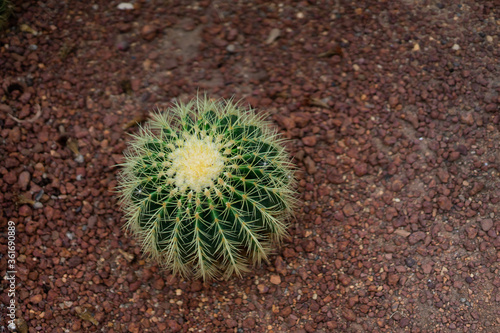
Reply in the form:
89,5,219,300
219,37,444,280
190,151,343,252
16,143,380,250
1,0,499,332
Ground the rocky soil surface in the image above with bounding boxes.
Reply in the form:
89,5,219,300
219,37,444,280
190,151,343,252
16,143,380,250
1,0,499,332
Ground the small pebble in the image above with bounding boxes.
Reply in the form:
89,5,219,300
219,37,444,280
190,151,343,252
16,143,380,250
141,25,158,41
400,317,410,328
342,309,356,322
480,219,493,232
75,154,84,163
19,205,32,217
34,189,44,201
257,284,269,293
30,294,43,304
117,2,134,10
302,136,317,147
18,171,31,190
270,275,281,285
116,39,130,51
405,257,416,267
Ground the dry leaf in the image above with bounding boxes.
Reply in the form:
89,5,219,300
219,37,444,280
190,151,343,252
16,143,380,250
15,194,35,206
122,113,148,130
20,24,38,35
306,97,329,109
394,229,411,237
118,249,135,262
66,138,80,155
265,28,281,44
8,104,42,123
318,44,343,58
75,306,99,326
14,318,28,333
59,43,76,59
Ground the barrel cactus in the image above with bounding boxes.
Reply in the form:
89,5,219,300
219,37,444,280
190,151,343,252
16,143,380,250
118,96,296,280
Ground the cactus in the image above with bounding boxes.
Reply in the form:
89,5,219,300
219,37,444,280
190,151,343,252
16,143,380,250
118,96,297,280
0,0,12,31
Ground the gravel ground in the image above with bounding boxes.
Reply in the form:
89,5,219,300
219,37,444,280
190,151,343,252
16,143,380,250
1,0,499,332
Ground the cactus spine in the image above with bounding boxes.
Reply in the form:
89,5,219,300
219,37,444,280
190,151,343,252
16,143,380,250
118,97,296,280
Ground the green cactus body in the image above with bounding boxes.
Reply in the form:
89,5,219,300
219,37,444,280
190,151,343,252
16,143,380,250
118,97,296,280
